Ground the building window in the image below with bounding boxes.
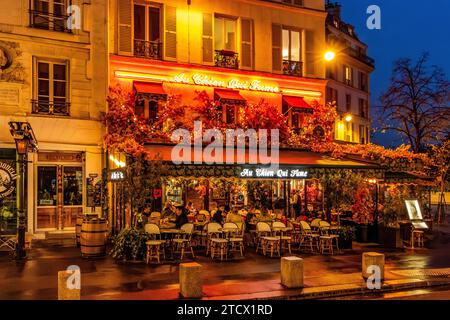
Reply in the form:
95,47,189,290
326,87,338,105
282,0,304,6
133,4,162,60
345,94,351,112
37,166,57,206
344,65,353,86
33,59,70,115
214,16,238,69
63,166,83,206
282,28,302,76
359,71,368,92
358,98,368,118
215,16,237,52
30,0,71,33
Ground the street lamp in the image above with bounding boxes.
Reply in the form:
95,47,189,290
324,51,336,62
9,121,38,260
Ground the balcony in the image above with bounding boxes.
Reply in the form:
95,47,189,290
343,47,375,67
29,10,72,33
32,100,70,116
214,50,239,69
134,40,162,60
283,60,303,77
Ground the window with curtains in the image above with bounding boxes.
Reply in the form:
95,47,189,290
30,0,71,32
214,16,239,69
133,3,162,60
282,27,302,76
344,65,353,86
32,58,70,115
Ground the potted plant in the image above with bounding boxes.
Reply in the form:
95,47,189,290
377,185,404,248
337,226,355,249
109,227,149,261
351,184,374,243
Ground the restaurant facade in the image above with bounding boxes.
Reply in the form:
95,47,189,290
106,0,382,231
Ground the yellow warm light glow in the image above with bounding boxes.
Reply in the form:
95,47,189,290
344,114,353,122
109,155,126,168
324,51,336,61
115,70,168,82
280,88,322,97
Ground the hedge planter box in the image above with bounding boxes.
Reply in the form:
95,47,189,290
378,225,402,248
338,237,353,250
355,224,369,243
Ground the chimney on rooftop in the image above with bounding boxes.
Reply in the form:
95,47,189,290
326,1,342,20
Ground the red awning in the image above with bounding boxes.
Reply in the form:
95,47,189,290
133,81,166,95
215,89,245,101
283,96,312,111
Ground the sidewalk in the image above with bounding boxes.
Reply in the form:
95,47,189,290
2,225,450,300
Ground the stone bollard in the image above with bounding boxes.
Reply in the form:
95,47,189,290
58,270,80,300
362,252,385,280
280,256,304,288
179,262,203,298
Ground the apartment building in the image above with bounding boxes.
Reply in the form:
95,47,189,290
0,0,108,235
325,2,374,144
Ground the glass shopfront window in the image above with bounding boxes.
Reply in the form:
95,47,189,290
63,166,83,206
0,149,17,233
37,166,57,206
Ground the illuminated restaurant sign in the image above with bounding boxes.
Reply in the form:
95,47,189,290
169,73,280,93
239,168,308,179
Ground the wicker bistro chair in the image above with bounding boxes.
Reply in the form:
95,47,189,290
206,222,223,255
144,223,166,263
298,221,320,253
223,222,245,257
255,222,271,254
319,221,339,253
272,221,292,254
256,222,280,257
310,219,322,232
172,223,195,260
287,220,302,243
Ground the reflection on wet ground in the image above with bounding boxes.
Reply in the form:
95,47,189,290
1,226,450,300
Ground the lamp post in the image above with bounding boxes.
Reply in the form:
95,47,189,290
9,122,38,260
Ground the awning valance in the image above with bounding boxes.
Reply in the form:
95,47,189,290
214,89,246,103
283,96,313,113
133,81,166,95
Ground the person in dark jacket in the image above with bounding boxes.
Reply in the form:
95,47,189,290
212,206,224,224
174,206,188,229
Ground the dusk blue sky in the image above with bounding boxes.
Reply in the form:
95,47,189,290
334,0,450,148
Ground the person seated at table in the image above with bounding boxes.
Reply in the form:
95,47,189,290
185,201,196,215
174,205,189,229
212,205,224,224
162,201,176,220
257,208,272,222
226,208,244,223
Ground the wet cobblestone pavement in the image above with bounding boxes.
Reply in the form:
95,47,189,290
1,224,450,300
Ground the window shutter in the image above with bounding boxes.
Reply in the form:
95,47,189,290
164,6,177,60
305,30,315,76
240,18,253,69
272,24,282,71
202,13,213,63
118,0,133,55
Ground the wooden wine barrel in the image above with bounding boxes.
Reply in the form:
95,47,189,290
80,218,107,258
76,213,99,247
75,215,83,247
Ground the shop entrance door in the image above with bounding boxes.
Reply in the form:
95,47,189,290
36,165,83,230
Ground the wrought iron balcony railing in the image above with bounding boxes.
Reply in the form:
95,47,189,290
29,10,72,33
214,50,239,69
283,60,303,77
134,40,163,60
32,100,70,116
343,47,375,67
